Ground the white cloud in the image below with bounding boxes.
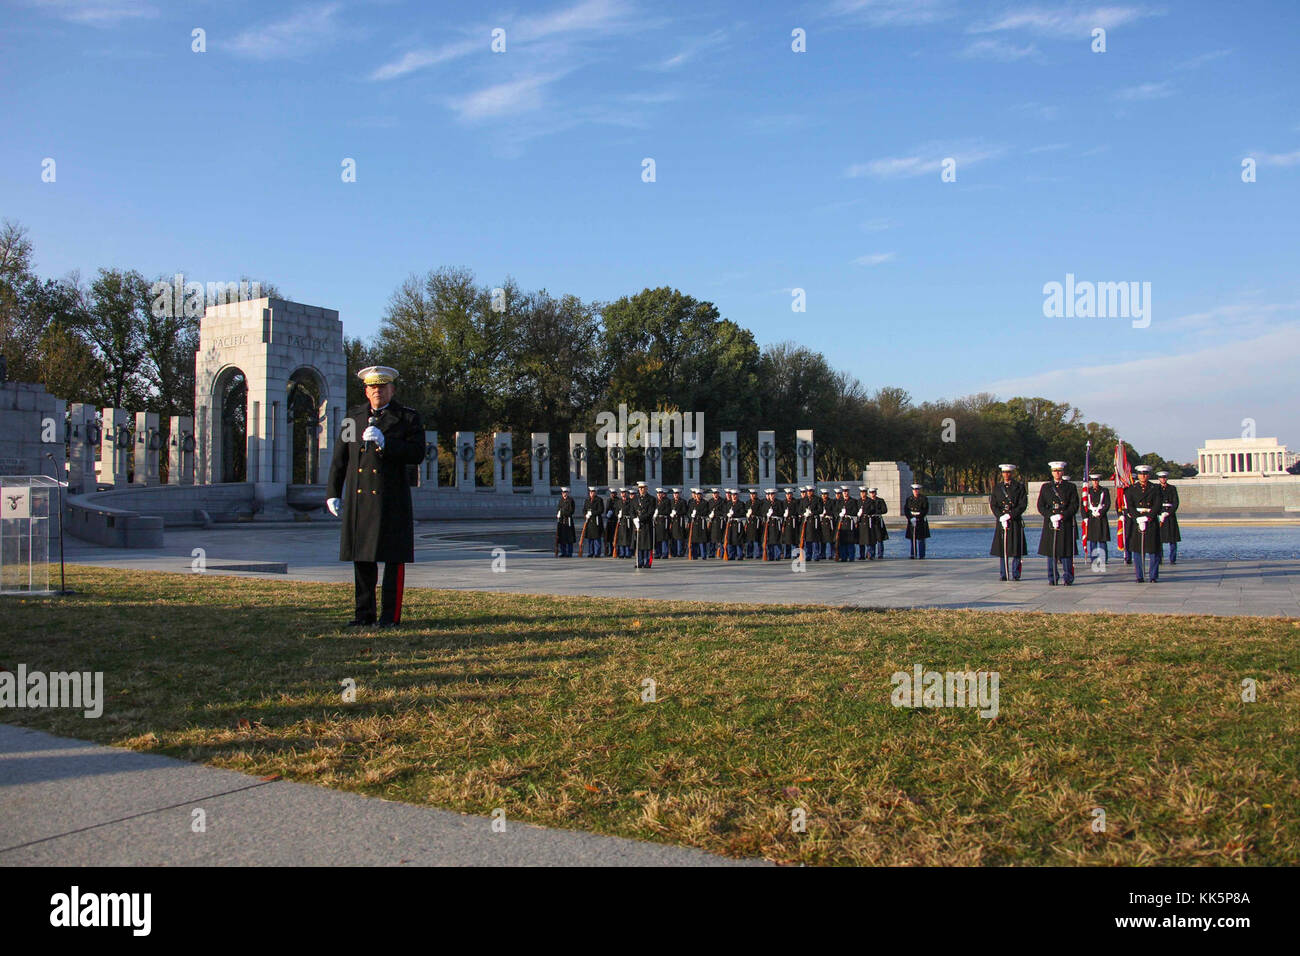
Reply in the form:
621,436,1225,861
853,252,896,265
368,38,481,81
1173,48,1231,71
517,0,637,39
1114,81,1174,101
229,3,343,60
970,5,1152,36
961,38,1040,61
1027,142,1069,153
983,318,1300,459
654,28,728,70
826,0,954,26
861,217,892,231
1254,149,1300,167
846,142,1005,179
369,0,640,82
448,73,567,121
29,0,155,25
1014,101,1060,121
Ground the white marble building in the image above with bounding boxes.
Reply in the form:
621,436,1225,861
1196,437,1295,477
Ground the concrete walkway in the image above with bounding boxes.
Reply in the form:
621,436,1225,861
0,725,753,866
60,520,1300,617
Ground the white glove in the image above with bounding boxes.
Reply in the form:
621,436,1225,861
1050,514,1062,528
584,511,591,518
908,517,915,525
1091,507,1101,517
999,514,1010,527
1158,513,1167,523
556,510,562,518
670,511,676,518
1137,516,1149,530
633,518,640,529
326,497,341,516
362,425,385,448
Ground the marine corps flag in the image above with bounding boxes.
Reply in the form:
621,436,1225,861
1113,441,1132,552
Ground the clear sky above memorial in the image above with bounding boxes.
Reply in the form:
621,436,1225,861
3,0,1297,461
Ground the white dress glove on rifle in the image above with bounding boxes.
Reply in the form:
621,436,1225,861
326,497,341,516
999,513,1010,527
633,518,640,529
362,426,385,448
1050,514,1062,528
1159,513,1167,522
1137,516,1148,530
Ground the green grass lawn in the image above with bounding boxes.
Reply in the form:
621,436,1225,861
2,566,1296,865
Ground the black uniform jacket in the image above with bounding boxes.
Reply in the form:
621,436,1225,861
990,480,1029,557
1158,483,1181,543
1124,481,1164,554
905,493,931,540
1082,485,1110,543
327,401,426,563
1036,480,1080,558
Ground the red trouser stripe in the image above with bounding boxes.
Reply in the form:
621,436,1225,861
393,563,405,623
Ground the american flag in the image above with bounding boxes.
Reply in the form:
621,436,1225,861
1113,441,1132,551
1081,441,1092,555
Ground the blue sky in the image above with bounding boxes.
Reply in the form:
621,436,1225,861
3,0,1298,462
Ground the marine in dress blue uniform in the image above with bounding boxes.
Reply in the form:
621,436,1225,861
1036,461,1079,585
1125,465,1162,582
1156,471,1180,565
989,464,1027,580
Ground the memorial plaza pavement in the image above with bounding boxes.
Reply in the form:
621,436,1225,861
59,518,1300,618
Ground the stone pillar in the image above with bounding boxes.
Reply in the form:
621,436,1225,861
795,429,814,485
645,430,663,487
606,431,625,488
419,430,438,487
133,412,161,485
531,432,550,494
493,432,513,493
454,431,476,491
863,461,914,515
0,382,64,483
568,433,588,495
682,430,700,486
756,430,776,486
169,415,195,484
67,403,97,493
100,408,132,487
719,431,738,486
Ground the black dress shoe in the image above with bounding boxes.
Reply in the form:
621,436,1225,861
378,621,399,629
346,618,376,627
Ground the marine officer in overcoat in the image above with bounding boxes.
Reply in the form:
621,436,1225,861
326,366,426,628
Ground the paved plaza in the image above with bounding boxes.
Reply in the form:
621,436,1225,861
59,519,1300,617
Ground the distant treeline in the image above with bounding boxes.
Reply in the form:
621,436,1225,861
0,218,1192,492
352,266,1195,492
